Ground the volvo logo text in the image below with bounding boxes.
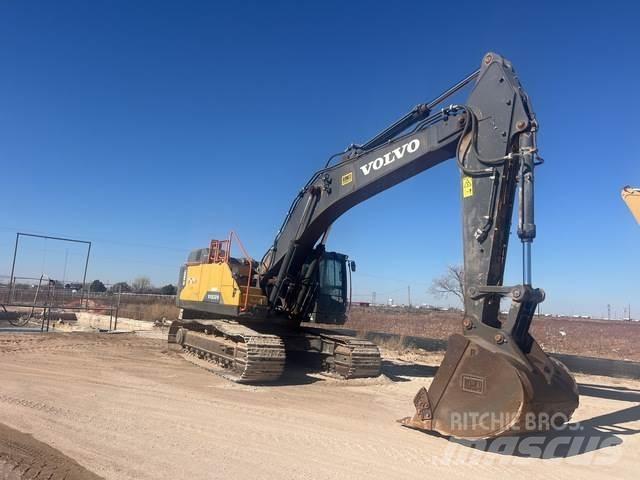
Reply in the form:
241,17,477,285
359,138,420,176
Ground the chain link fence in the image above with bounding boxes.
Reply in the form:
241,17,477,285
1,283,179,322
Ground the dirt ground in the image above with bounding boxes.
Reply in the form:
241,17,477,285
0,332,639,479
0,422,102,480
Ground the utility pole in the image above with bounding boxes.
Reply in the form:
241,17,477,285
607,304,611,321
629,304,632,321
408,285,411,307
372,291,376,305
62,249,69,286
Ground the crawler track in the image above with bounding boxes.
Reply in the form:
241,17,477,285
322,334,382,379
170,320,381,382
174,320,286,382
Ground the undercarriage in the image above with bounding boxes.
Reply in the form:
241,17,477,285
168,319,381,383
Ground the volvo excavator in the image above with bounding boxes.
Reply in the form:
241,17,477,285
168,52,579,439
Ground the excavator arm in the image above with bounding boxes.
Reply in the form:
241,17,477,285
260,52,578,438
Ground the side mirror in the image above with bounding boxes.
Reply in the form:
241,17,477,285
350,260,356,272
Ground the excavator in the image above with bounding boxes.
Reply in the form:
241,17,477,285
168,52,579,439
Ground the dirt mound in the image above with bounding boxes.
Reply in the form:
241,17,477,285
0,422,102,479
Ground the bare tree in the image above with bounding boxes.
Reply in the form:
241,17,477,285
430,265,465,309
131,276,152,293
110,281,131,293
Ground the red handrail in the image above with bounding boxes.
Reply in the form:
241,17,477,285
208,231,254,312
229,231,254,312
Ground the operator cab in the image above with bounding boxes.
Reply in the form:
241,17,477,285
309,251,352,325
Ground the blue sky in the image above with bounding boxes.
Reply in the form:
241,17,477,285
0,1,638,318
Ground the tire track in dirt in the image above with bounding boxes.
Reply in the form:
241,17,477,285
0,394,71,417
0,333,162,355
1,370,435,473
0,422,103,479
0,365,514,474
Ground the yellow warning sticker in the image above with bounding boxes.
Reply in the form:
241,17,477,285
462,176,473,198
341,172,353,186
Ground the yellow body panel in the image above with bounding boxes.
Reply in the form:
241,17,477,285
622,187,640,225
180,262,267,309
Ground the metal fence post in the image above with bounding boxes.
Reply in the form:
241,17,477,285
114,285,121,330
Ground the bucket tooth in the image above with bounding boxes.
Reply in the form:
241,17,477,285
401,334,579,440
399,387,433,431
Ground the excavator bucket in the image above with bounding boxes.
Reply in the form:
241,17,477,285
622,186,640,225
401,334,579,439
